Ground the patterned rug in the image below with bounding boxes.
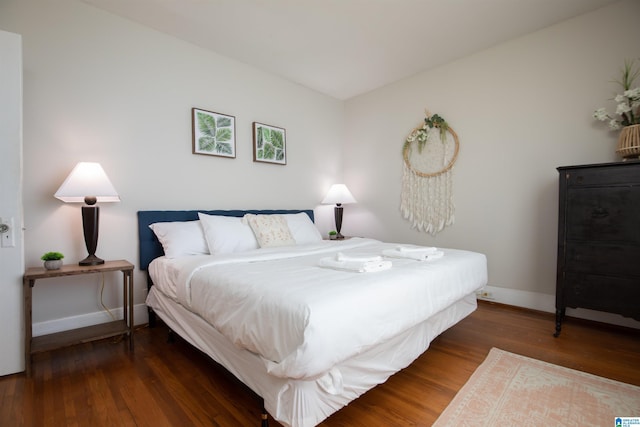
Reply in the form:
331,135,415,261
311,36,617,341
433,348,640,426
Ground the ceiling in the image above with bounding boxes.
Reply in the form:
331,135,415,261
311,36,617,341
81,0,618,100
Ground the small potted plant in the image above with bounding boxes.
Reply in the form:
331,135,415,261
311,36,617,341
328,230,338,240
41,251,64,270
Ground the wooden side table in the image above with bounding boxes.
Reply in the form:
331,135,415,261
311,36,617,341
23,260,134,376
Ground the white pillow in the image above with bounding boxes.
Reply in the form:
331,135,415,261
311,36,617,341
283,212,322,244
244,214,296,248
149,220,209,258
198,213,259,254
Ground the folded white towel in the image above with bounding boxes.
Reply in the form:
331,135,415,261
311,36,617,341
396,245,438,254
318,256,392,273
382,248,444,261
335,252,383,263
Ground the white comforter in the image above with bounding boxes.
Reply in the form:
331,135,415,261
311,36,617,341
149,238,487,380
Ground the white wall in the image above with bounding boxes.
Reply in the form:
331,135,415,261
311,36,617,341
343,0,640,326
0,0,344,332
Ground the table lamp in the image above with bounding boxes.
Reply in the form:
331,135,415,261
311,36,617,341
54,162,120,265
322,184,356,239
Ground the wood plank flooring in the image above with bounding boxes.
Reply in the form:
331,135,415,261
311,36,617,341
2,301,639,426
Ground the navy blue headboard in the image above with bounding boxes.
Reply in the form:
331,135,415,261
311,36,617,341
137,209,315,270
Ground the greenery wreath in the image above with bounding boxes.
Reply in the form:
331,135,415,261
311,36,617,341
402,111,459,178
405,113,449,152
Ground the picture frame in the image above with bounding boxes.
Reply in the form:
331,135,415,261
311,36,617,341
253,122,286,165
192,108,236,158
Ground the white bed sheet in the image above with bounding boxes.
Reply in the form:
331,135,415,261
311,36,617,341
146,285,479,427
149,238,488,381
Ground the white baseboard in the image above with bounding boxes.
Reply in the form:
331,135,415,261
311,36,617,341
476,285,640,330
32,304,149,337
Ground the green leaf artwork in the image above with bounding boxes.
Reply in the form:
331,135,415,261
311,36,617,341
262,128,272,144
217,142,233,155
217,116,232,128
256,128,264,149
271,130,283,149
253,122,286,165
192,108,236,158
263,142,275,159
216,127,232,142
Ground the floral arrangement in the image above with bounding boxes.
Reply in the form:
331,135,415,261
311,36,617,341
405,112,449,152
593,59,640,130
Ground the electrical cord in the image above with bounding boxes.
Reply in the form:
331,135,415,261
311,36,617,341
99,272,117,321
99,272,143,344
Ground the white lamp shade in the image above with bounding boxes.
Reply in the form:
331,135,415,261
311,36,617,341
322,184,356,205
54,162,120,203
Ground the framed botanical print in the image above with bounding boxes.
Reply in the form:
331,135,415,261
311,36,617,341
192,108,236,158
253,122,286,165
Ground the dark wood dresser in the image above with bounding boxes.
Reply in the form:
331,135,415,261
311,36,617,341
555,161,640,336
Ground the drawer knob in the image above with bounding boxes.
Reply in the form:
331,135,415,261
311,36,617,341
591,207,609,219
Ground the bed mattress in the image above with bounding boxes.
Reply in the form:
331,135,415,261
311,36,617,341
149,238,486,379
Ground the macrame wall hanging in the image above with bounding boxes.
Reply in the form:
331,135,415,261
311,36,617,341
401,110,459,235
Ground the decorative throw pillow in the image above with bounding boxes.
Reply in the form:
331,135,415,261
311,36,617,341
198,213,259,254
245,214,296,248
149,220,209,258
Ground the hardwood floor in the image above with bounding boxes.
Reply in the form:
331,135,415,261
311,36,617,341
2,301,639,426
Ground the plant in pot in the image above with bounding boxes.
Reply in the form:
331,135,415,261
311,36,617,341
41,251,64,270
328,230,338,240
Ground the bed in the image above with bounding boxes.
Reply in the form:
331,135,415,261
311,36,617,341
138,209,488,427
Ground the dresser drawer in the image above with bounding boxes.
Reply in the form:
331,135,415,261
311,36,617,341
563,164,640,187
563,272,640,320
565,185,640,244
564,243,640,277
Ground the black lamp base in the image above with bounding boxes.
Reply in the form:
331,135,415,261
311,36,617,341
80,204,103,266
334,204,345,239
79,254,105,266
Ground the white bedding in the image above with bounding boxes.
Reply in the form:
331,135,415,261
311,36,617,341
149,238,487,381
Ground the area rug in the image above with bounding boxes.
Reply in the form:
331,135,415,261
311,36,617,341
433,347,640,426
